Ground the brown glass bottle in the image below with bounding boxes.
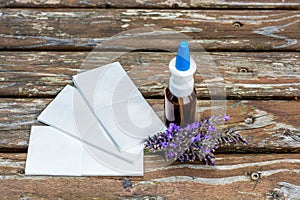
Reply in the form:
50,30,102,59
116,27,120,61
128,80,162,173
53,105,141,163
164,87,197,127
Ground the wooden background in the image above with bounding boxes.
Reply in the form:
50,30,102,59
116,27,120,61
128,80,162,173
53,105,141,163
0,0,300,199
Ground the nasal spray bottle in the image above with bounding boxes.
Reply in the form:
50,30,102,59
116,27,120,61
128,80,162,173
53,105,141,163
165,41,197,127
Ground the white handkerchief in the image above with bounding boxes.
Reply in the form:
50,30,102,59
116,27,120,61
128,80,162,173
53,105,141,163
36,85,143,175
25,126,143,176
73,62,165,151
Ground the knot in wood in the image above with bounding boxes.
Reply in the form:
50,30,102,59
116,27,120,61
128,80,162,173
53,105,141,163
18,168,25,175
238,67,249,73
233,22,244,28
249,172,262,181
245,117,254,124
122,179,132,189
268,190,283,200
119,177,133,190
172,3,179,9
103,3,112,9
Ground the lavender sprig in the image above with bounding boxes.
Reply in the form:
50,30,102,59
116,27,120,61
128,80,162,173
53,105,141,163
145,115,248,165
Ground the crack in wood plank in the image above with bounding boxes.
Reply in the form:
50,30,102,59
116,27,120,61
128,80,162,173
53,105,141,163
0,99,300,152
1,52,299,98
0,153,299,199
137,169,300,185
0,9,299,51
1,0,300,9
145,158,300,172
253,19,299,49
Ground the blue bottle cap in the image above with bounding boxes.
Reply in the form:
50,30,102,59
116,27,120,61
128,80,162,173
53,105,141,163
175,41,190,71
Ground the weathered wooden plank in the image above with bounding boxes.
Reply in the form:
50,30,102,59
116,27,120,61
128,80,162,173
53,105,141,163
0,153,299,199
1,52,299,99
0,98,299,153
0,9,299,51
1,0,299,9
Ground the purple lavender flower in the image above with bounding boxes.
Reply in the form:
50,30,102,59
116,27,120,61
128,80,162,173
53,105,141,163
145,114,248,165
161,141,167,148
190,133,200,143
208,125,217,133
223,114,230,121
167,123,180,133
169,143,178,148
202,134,212,140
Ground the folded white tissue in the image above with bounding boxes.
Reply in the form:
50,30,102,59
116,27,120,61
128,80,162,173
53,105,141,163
25,62,165,176
26,126,143,176
73,62,165,151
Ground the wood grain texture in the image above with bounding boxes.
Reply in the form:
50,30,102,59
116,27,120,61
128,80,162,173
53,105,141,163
0,0,299,199
1,52,300,99
0,153,299,199
0,9,299,51
0,98,299,153
1,0,299,9
269,182,300,199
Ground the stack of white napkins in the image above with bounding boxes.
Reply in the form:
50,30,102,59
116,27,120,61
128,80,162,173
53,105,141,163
25,62,165,176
